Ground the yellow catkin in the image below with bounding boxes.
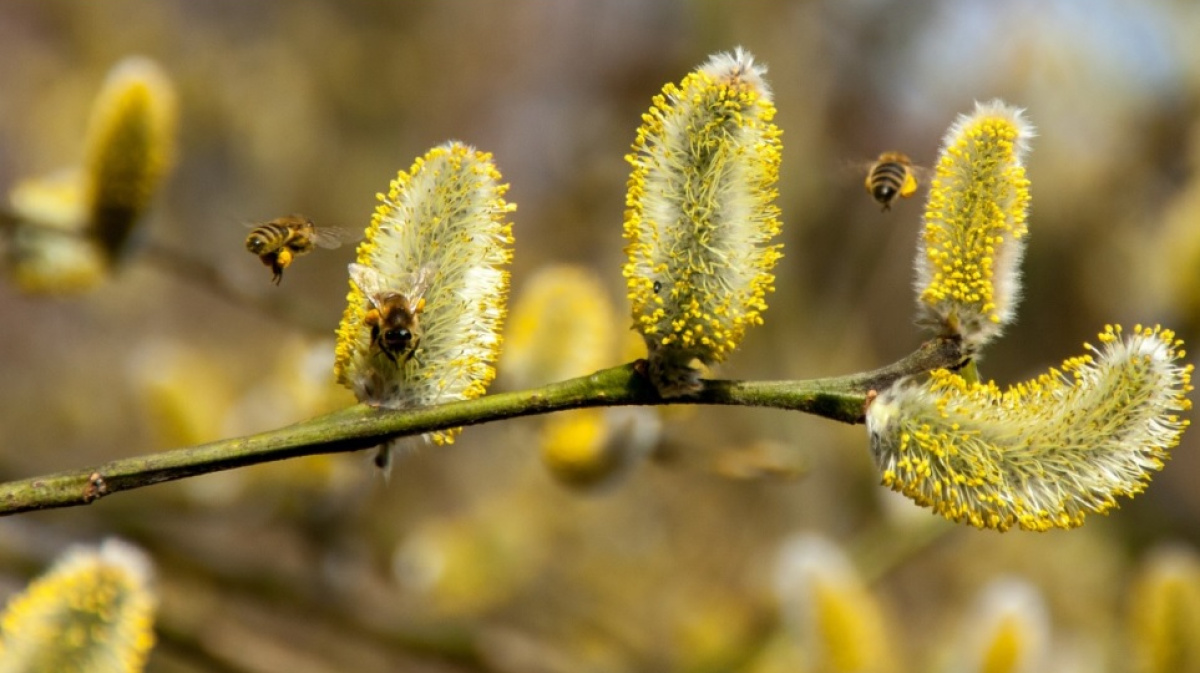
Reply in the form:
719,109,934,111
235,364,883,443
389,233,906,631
950,578,1050,673
1127,545,1200,673
502,264,616,389
7,57,176,293
868,325,1193,531
915,100,1033,351
5,169,103,293
622,47,783,396
539,409,615,488
0,540,157,673
774,535,898,673
334,141,515,452
83,56,178,262
538,407,660,491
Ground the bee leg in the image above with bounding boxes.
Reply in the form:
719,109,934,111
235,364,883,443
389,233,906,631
288,239,316,256
276,250,296,284
258,251,280,284
404,338,422,367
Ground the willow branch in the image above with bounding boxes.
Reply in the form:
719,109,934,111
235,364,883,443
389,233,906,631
0,337,963,517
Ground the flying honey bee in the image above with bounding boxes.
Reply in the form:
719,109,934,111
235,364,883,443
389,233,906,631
349,262,435,366
245,215,347,284
862,152,925,211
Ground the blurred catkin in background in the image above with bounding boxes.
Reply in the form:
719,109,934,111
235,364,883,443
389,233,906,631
1,3,1200,672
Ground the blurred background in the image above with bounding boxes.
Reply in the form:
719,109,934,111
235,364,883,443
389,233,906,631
2,1,1200,671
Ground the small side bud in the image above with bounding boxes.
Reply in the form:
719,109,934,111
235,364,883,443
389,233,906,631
84,56,178,262
867,325,1193,531
915,100,1034,351
0,539,157,673
335,141,515,451
623,47,784,396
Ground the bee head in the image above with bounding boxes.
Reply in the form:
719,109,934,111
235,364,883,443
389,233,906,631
246,235,268,254
383,327,413,352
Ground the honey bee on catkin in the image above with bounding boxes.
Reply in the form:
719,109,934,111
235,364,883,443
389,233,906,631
349,262,436,367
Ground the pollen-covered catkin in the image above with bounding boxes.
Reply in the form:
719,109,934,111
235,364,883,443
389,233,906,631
915,99,1033,351
0,540,157,673
84,56,178,262
622,47,783,396
6,57,177,293
867,325,1193,531
334,141,515,452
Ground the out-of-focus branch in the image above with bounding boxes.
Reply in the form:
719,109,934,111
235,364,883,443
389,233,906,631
0,210,334,334
138,239,333,334
0,337,964,517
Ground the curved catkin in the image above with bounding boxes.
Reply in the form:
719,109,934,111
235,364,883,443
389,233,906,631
334,141,515,449
622,47,783,396
915,100,1033,352
866,325,1193,532
84,56,178,262
0,540,157,673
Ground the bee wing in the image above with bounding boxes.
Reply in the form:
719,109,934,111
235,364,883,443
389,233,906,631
405,263,438,304
837,158,877,177
907,163,935,183
311,226,354,250
348,263,390,308
837,158,889,194
242,214,304,229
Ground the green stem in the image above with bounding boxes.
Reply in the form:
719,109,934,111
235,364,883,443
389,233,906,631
0,337,962,517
